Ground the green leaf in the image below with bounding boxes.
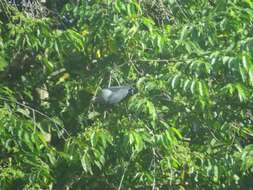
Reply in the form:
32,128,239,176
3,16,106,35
90,131,96,147
242,53,250,70
244,0,253,8
180,26,188,41
146,100,157,121
213,165,218,182
170,127,182,139
171,74,181,89
127,4,132,16
142,17,155,31
16,108,30,118
239,66,248,82
160,120,170,129
236,84,249,102
81,153,93,174
249,66,253,86
165,130,173,145
221,83,235,95
190,80,196,94
198,81,204,96
133,132,143,152
0,55,7,71
183,79,191,92
54,41,60,57
128,131,134,145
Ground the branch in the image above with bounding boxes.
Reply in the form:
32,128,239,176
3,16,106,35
0,95,70,139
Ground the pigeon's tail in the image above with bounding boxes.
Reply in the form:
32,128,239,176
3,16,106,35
92,94,105,103
91,96,99,102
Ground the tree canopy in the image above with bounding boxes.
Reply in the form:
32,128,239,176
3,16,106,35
1,0,253,189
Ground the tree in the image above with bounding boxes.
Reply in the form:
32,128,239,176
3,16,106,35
1,0,253,189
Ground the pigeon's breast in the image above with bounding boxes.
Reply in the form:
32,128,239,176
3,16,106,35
107,88,129,104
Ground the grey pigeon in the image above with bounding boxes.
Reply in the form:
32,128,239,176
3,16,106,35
93,86,134,105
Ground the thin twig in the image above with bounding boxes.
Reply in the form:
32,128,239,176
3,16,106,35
137,52,212,64
117,153,134,190
32,109,36,133
117,164,127,190
0,95,70,139
111,70,121,86
129,59,143,75
151,148,156,190
174,0,188,20
138,59,184,63
108,72,112,87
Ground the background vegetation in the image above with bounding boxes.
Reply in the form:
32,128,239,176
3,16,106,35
1,0,253,189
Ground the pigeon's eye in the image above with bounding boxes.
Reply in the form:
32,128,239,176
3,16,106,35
129,88,134,94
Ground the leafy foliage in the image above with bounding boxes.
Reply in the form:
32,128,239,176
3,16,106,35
1,0,253,189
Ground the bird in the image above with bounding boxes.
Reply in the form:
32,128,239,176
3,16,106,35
93,86,135,105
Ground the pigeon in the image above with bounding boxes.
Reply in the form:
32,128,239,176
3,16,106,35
93,86,134,105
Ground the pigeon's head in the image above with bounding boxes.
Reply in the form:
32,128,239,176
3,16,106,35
128,87,135,95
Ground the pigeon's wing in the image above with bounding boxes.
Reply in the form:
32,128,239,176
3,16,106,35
92,89,112,103
101,89,113,100
107,86,132,92
107,88,129,104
